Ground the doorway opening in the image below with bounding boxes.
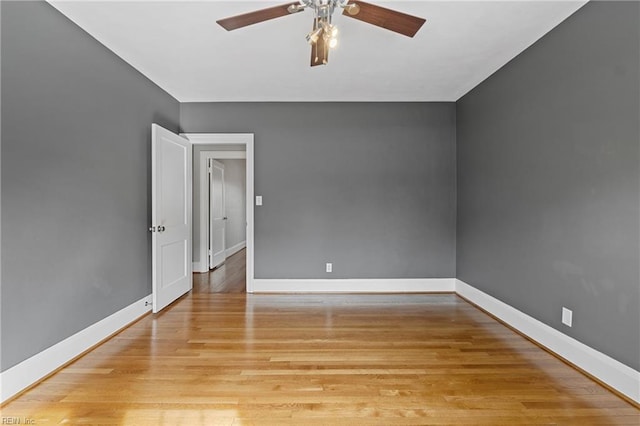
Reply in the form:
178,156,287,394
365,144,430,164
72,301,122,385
183,133,254,293
207,157,246,271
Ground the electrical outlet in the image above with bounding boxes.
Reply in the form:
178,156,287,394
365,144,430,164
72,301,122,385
326,263,332,273
256,195,263,206
562,307,573,327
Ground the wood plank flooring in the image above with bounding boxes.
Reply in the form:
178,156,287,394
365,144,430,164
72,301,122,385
2,260,638,424
193,249,246,293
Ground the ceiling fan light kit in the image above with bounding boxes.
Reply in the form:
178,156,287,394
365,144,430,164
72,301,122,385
216,0,426,67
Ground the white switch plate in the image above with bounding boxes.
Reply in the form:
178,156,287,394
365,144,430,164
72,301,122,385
326,263,332,273
562,307,573,327
256,195,262,206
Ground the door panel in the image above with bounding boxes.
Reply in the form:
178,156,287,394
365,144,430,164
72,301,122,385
161,240,188,287
152,124,192,313
209,159,226,269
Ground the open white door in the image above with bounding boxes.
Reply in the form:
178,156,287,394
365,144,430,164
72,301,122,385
209,159,227,269
151,124,192,313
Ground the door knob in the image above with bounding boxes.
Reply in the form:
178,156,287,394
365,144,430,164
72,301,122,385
158,225,166,232
223,217,228,220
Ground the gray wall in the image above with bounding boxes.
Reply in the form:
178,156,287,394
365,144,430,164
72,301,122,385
220,159,247,250
1,1,179,371
181,103,456,279
457,1,639,370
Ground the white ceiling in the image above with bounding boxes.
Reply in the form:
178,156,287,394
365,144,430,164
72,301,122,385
48,0,587,102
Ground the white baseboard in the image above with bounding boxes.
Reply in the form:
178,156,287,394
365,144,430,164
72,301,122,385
192,260,208,273
455,279,640,404
193,242,245,274
225,240,246,258
252,278,456,293
0,294,152,403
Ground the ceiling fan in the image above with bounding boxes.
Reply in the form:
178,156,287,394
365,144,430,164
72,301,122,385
217,0,426,67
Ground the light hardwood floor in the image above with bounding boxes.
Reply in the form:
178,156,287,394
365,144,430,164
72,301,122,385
194,249,246,293
2,254,638,424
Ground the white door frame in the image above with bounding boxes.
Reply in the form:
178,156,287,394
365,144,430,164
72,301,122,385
183,133,255,293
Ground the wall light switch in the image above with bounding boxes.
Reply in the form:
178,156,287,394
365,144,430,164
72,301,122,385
256,196,262,206
326,263,332,273
562,307,573,327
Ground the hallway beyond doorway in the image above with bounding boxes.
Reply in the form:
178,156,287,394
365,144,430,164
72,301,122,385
193,248,246,293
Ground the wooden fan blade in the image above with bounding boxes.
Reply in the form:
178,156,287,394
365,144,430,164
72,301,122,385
342,1,425,38
310,23,329,66
217,2,302,31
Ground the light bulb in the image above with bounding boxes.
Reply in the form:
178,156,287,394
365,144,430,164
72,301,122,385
331,26,338,37
306,27,323,44
346,3,360,15
329,37,338,48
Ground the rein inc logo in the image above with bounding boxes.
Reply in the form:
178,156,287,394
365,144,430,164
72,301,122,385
1,418,35,425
